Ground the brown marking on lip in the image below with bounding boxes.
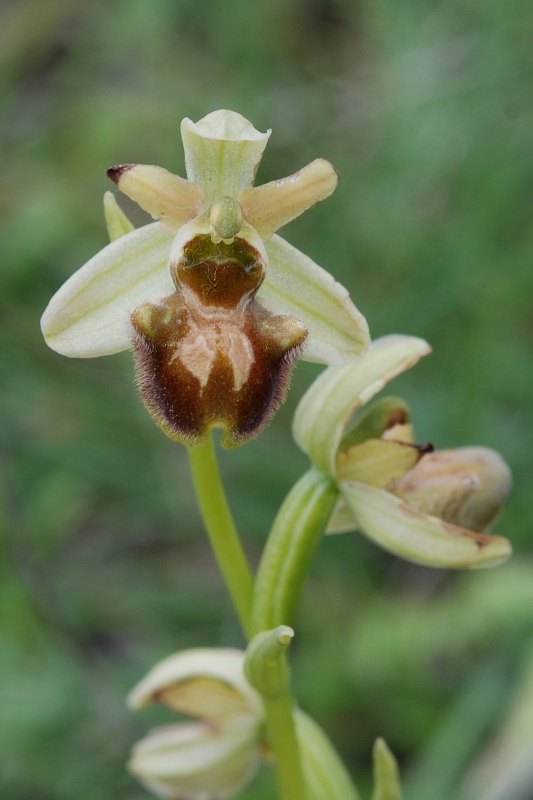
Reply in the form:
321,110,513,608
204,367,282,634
106,164,135,184
173,234,265,309
131,294,307,447
130,232,307,447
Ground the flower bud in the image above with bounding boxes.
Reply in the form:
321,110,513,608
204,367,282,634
244,626,294,699
128,649,265,800
388,446,512,533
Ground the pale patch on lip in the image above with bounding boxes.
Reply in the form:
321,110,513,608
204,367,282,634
173,313,254,392
176,331,216,389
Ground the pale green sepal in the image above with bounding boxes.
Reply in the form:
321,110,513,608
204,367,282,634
244,626,294,699
340,480,512,569
181,110,271,202
129,718,262,800
128,648,263,719
103,191,134,241
371,738,402,800
41,222,173,357
293,335,431,475
296,709,360,800
251,469,338,634
258,234,370,367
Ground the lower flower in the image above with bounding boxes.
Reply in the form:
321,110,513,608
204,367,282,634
128,647,360,800
127,649,265,800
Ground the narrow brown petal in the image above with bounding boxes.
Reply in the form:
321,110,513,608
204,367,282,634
238,158,338,239
108,163,204,233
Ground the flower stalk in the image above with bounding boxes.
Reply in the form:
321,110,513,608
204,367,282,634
188,432,254,637
245,627,307,800
251,468,338,634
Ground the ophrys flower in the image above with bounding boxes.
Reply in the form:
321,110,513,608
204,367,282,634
41,110,369,447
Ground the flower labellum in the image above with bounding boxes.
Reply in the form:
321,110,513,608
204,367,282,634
41,110,369,447
131,217,307,447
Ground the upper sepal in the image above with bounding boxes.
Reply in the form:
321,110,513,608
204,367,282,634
128,647,263,719
181,110,271,202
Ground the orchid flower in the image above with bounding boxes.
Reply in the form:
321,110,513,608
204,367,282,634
41,110,369,447
293,334,512,569
128,646,359,800
127,648,265,800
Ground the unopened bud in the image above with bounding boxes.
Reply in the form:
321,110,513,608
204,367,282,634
244,626,294,699
388,446,512,533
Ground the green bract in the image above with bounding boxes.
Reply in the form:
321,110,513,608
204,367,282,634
293,335,512,569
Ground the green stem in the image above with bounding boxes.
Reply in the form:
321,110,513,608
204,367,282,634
245,626,308,800
251,468,338,634
188,432,254,636
265,692,308,800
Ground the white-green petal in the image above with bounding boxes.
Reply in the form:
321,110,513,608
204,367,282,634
340,480,512,569
293,335,431,474
127,648,263,719
129,719,262,800
41,222,173,358
181,110,271,202
258,234,370,367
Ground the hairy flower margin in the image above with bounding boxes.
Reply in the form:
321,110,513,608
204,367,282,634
293,335,512,569
41,110,369,447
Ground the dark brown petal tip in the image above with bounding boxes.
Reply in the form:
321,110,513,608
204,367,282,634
106,164,135,184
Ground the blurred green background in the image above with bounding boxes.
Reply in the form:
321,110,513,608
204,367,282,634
1,0,533,798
